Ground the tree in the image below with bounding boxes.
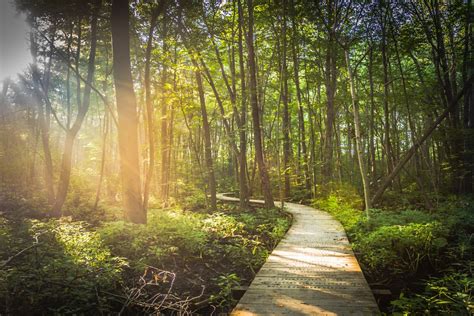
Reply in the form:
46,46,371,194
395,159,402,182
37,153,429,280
246,0,274,208
344,48,371,214
143,5,160,211
52,0,101,216
111,0,144,223
194,65,217,210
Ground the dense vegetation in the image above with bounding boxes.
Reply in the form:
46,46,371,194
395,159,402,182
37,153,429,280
0,0,472,314
1,195,290,314
314,186,473,314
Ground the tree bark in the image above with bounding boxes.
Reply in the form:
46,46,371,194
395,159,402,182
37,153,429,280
111,0,145,223
290,0,310,193
368,46,377,181
345,49,371,215
194,66,217,210
281,0,291,199
380,3,394,176
30,32,55,205
462,0,473,193
322,4,337,184
159,19,170,204
237,0,250,208
247,0,274,208
143,7,159,210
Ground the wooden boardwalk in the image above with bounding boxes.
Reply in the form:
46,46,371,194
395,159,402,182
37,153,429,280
216,194,379,316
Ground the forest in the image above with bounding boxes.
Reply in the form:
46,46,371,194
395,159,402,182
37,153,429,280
0,0,473,314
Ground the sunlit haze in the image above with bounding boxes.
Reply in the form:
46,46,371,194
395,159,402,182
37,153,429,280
0,0,31,81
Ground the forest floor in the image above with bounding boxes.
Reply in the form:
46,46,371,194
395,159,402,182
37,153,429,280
0,188,472,315
0,193,291,315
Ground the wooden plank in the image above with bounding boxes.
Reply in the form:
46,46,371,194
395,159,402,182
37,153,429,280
216,194,379,315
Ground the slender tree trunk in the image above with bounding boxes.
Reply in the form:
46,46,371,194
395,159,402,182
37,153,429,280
462,0,473,193
368,46,377,181
290,0,310,193
159,20,170,204
281,0,291,199
380,4,394,175
322,9,337,184
94,112,109,209
30,33,55,205
52,0,100,216
247,0,274,208
345,49,371,215
237,0,249,208
111,0,144,223
37,96,55,204
194,66,217,210
143,7,159,210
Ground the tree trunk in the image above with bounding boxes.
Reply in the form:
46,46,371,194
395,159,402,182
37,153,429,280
237,0,249,208
380,4,394,176
143,7,159,210
345,49,371,215
194,66,217,210
368,46,377,181
30,33,55,205
159,19,170,204
52,0,100,216
322,16,337,184
462,0,473,193
111,0,145,223
94,112,109,209
290,0,310,193
281,0,291,199
247,0,274,208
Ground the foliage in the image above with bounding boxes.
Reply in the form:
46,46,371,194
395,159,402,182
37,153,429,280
391,272,473,315
99,209,207,271
0,0,472,313
313,183,364,232
0,218,126,314
209,273,241,307
354,222,448,279
0,202,291,314
313,186,474,314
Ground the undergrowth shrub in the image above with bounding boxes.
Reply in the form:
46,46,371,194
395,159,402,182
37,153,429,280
0,218,125,314
209,273,241,307
99,209,207,270
313,183,364,233
353,222,448,279
313,184,473,314
1,197,291,314
391,272,473,315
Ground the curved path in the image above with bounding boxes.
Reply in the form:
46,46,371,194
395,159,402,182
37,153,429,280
216,194,379,316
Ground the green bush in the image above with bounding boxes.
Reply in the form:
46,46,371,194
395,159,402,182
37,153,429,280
313,187,473,314
358,209,434,231
313,193,364,234
203,212,245,237
209,273,241,307
99,209,207,270
0,218,125,314
353,222,448,280
391,272,473,315
1,198,291,314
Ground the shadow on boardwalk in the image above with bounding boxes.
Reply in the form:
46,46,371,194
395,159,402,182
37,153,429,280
216,193,379,316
